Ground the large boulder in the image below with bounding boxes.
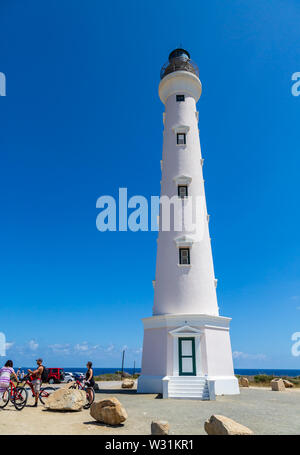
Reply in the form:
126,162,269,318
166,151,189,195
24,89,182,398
283,379,294,388
122,379,134,389
271,378,285,391
44,388,86,411
240,377,249,387
204,415,253,435
151,421,169,435
90,397,127,425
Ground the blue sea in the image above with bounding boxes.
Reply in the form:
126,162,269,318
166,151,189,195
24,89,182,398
18,367,141,376
16,367,300,377
65,367,141,376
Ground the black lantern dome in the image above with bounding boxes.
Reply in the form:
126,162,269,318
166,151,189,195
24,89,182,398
160,48,199,80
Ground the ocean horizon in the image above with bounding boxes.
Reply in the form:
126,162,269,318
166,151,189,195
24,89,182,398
16,367,300,377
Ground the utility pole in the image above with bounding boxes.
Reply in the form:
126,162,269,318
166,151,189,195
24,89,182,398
121,349,125,377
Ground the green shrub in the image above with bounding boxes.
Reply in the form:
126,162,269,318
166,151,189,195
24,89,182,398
254,374,274,383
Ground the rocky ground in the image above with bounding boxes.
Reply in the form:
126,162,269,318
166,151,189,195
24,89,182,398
1,381,300,435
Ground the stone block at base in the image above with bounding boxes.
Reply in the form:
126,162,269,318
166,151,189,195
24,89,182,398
271,378,285,392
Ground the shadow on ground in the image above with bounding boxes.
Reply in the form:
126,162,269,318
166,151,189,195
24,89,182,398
95,389,137,395
83,420,124,428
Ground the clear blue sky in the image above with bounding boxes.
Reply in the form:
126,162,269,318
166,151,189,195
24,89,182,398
0,0,300,369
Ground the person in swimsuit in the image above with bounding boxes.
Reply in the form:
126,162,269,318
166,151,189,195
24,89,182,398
85,361,95,403
28,358,44,407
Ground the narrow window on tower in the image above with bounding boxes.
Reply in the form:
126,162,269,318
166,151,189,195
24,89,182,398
176,94,185,102
177,133,186,145
178,185,188,198
179,248,190,265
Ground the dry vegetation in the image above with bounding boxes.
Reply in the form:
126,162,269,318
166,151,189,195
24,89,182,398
236,374,300,388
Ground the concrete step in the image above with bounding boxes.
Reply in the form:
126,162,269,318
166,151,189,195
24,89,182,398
169,395,210,400
169,390,210,395
169,384,206,390
168,384,207,387
169,382,207,386
169,389,209,394
169,377,206,381
169,381,207,386
167,376,210,400
169,379,206,384
169,383,208,386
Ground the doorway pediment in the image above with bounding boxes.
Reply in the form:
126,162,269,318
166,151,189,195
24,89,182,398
169,325,202,337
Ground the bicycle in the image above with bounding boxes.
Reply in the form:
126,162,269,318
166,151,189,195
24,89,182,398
70,379,95,409
0,380,27,410
22,374,55,405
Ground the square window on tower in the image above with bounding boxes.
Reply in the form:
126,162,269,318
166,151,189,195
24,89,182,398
177,133,186,145
179,248,190,265
176,94,185,102
178,185,188,198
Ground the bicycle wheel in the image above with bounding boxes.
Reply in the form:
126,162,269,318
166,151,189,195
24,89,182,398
39,386,55,405
83,387,95,410
13,387,28,411
0,389,9,409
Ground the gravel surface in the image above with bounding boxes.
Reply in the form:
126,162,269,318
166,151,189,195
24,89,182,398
1,382,300,435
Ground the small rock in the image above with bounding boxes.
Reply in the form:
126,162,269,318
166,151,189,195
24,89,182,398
151,420,170,435
44,388,86,411
283,379,293,388
240,377,249,387
204,415,253,435
90,397,127,425
122,379,134,389
271,378,285,391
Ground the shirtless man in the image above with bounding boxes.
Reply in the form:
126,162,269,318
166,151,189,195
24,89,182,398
28,358,44,407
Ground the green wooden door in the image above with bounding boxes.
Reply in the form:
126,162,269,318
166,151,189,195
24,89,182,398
178,337,196,376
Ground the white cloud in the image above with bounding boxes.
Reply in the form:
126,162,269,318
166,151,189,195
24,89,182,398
106,344,115,352
28,340,39,351
49,344,71,354
233,351,266,360
74,342,89,352
5,342,14,350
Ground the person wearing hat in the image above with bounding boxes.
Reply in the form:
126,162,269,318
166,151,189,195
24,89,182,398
28,358,44,407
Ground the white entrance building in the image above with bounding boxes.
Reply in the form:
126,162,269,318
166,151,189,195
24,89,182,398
137,49,239,399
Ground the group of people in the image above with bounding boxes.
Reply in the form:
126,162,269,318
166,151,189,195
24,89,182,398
0,358,46,407
16,369,26,381
0,358,95,408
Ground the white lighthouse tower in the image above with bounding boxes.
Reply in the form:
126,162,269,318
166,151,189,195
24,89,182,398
137,49,239,399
